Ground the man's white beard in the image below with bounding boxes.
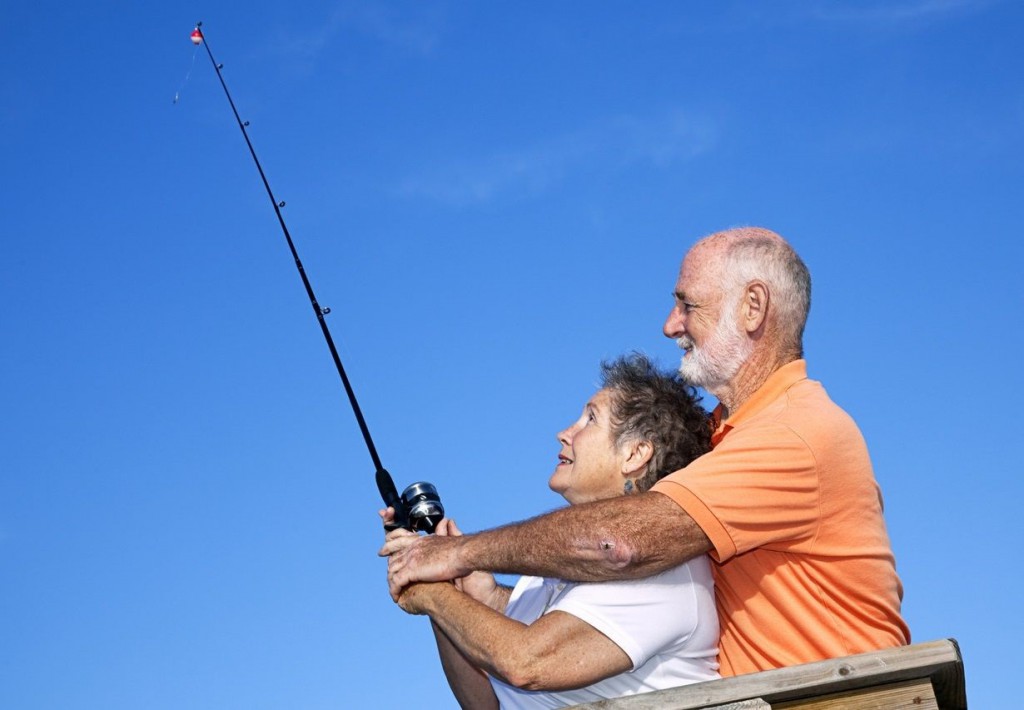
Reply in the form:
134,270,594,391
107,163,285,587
678,300,753,390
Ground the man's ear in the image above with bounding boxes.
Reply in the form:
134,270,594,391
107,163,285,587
622,440,654,476
743,281,769,334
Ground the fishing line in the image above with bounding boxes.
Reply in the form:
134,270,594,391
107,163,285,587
173,42,200,104
190,23,442,532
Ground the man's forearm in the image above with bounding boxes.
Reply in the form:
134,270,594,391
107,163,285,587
460,491,711,582
381,491,713,596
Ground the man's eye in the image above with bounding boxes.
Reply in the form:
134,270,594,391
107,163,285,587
673,294,696,313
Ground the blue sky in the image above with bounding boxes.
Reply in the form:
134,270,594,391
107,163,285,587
1,1,1020,707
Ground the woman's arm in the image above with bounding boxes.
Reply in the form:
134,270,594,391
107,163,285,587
396,581,632,692
434,518,513,613
381,515,504,707
430,620,499,710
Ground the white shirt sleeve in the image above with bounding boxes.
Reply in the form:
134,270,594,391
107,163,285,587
548,557,715,670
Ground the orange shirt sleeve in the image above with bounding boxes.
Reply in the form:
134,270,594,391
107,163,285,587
652,420,820,563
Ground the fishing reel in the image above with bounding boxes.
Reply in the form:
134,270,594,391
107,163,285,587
377,468,444,533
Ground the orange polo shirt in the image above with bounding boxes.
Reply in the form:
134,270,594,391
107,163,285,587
652,360,909,676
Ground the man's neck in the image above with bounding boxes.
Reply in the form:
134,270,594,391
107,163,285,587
714,349,797,419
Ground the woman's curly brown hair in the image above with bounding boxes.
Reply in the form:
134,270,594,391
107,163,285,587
600,353,712,493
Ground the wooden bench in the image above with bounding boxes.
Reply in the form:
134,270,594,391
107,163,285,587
572,639,966,709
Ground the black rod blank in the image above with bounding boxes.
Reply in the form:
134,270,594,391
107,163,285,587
194,23,401,511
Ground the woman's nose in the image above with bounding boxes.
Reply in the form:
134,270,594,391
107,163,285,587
557,425,575,446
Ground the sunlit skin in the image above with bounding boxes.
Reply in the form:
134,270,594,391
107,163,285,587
663,243,726,352
380,228,790,601
662,235,778,417
377,388,650,699
662,242,746,392
549,389,639,505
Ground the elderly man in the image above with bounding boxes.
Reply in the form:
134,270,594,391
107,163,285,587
382,227,909,676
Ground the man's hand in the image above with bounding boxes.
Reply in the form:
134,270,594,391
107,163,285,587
380,530,468,601
378,507,472,601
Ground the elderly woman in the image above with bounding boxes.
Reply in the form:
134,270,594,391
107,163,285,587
382,354,719,708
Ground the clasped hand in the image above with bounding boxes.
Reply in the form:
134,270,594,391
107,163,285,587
379,508,496,609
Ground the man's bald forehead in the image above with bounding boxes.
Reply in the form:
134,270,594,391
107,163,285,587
682,226,789,276
692,226,786,255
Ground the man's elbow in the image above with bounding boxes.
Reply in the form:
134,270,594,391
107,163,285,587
590,492,709,577
584,527,652,579
581,491,698,578
598,536,639,572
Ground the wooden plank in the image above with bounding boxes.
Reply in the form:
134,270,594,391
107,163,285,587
774,679,938,710
570,639,965,710
577,696,771,710
927,639,968,710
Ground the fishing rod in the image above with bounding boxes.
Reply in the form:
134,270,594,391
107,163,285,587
191,22,442,533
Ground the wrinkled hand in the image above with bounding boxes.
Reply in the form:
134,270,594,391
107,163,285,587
379,523,468,601
434,518,498,606
380,513,460,616
394,581,449,616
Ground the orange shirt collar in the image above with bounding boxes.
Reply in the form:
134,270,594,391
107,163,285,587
711,359,808,445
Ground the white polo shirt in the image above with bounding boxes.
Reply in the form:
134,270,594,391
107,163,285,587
489,556,720,709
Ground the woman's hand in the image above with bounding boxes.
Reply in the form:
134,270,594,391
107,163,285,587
379,510,507,611
380,509,466,615
435,518,504,611
378,506,420,550
394,581,448,615
384,533,453,616
380,506,425,608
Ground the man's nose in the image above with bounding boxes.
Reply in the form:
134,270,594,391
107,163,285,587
663,308,684,339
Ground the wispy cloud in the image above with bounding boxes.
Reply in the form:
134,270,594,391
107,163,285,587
804,0,997,25
275,1,442,61
331,1,441,55
398,111,718,206
719,0,998,31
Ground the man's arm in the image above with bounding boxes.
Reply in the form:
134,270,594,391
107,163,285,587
398,582,632,691
382,491,711,598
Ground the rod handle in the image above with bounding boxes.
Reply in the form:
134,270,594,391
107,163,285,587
376,467,410,530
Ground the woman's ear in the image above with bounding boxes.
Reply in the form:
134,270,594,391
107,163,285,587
622,439,653,476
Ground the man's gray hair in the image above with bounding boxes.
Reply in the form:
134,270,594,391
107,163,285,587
719,228,812,355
